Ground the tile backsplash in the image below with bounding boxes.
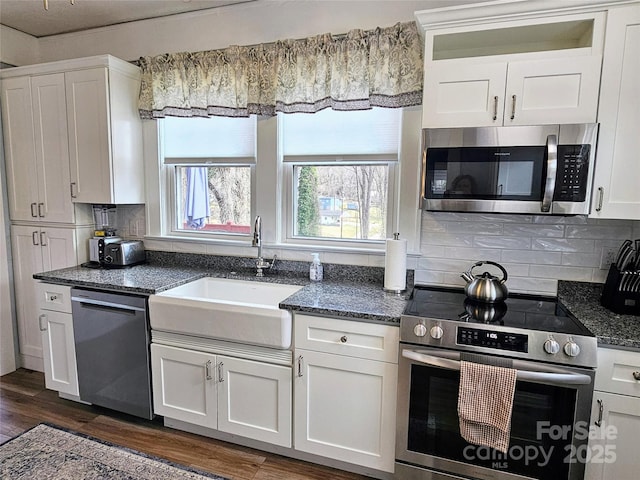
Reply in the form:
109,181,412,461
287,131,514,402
417,212,640,295
118,205,640,295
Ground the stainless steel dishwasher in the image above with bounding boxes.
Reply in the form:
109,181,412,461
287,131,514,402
71,287,153,419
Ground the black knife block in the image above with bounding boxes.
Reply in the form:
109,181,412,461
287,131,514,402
601,264,640,316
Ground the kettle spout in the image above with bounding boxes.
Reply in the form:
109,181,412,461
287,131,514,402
460,271,474,283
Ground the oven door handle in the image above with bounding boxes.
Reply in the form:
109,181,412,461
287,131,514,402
402,349,592,386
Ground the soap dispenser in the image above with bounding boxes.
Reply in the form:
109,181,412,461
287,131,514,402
310,253,323,281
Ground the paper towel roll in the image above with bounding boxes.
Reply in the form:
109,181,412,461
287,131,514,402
384,235,407,292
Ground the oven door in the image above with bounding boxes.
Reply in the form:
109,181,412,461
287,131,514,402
396,347,594,480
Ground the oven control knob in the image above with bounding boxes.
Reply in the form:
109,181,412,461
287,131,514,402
414,324,427,337
430,325,444,340
563,341,581,357
543,339,560,355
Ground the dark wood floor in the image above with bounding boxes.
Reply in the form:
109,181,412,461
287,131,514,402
0,368,371,480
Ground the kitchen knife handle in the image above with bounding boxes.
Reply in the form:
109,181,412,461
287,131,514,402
595,187,604,212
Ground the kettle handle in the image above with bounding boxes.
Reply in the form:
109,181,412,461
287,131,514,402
470,261,508,284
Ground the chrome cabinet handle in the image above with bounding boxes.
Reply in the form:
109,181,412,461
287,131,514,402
38,314,47,331
205,360,212,380
340,335,348,343
70,182,77,198
32,231,39,246
31,203,38,217
510,94,516,120
297,355,304,377
217,362,224,383
38,203,45,217
595,187,604,212
492,96,498,121
633,371,640,381
595,399,604,427
40,232,47,246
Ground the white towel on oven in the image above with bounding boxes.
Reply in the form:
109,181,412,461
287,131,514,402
457,360,517,453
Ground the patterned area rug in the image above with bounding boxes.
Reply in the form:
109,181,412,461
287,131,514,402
0,423,229,479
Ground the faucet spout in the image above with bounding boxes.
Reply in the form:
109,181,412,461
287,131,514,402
253,216,262,258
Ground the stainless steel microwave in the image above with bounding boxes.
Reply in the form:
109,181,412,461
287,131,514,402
421,124,598,215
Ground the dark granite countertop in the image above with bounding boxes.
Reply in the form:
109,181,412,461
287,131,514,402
558,281,640,350
34,256,408,324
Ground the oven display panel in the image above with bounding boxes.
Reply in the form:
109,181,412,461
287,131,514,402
457,327,528,352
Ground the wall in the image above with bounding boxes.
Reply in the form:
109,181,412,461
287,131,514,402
0,25,39,66
418,212,640,294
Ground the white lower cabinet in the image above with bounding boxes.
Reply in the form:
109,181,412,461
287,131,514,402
150,343,292,447
293,314,398,473
37,283,78,396
585,347,640,480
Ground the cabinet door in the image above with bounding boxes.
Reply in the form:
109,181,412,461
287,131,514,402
294,349,397,472
585,391,640,480
1,76,39,222
10,226,44,361
39,310,79,396
217,355,292,447
505,56,601,126
422,62,506,128
40,227,77,272
590,6,640,220
31,74,75,223
150,344,217,429
65,68,112,204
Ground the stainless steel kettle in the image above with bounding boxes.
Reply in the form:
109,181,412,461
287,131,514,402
461,261,509,303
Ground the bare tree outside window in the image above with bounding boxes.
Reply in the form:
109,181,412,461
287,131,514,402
294,164,388,240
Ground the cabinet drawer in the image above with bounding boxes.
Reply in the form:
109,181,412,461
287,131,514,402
595,347,640,398
294,314,398,363
37,282,72,313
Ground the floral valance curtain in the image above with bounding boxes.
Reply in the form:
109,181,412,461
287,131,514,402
138,21,423,119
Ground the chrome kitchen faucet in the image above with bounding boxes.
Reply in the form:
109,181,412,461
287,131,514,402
252,216,276,276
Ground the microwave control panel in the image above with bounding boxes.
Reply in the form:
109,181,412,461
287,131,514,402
555,144,590,202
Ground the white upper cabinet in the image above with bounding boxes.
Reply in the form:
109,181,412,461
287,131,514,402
590,4,640,220
1,74,75,223
418,10,605,128
1,55,144,209
66,62,144,204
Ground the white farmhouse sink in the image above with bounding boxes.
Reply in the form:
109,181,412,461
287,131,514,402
148,277,302,349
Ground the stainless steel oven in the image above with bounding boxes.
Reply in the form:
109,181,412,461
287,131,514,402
395,286,597,480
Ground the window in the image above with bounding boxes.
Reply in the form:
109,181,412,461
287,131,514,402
281,108,400,244
161,116,256,236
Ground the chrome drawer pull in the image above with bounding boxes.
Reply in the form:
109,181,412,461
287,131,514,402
633,371,640,381
217,362,224,383
340,335,348,343
595,399,604,427
297,355,304,377
205,360,212,381
492,96,498,121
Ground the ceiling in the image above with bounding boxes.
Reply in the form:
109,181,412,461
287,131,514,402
0,0,255,37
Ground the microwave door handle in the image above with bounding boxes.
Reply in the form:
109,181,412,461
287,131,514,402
402,349,591,386
541,134,558,213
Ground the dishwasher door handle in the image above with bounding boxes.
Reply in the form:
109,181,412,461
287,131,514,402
72,296,146,313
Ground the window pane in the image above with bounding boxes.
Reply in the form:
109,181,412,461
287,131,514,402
293,164,388,241
176,166,251,234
